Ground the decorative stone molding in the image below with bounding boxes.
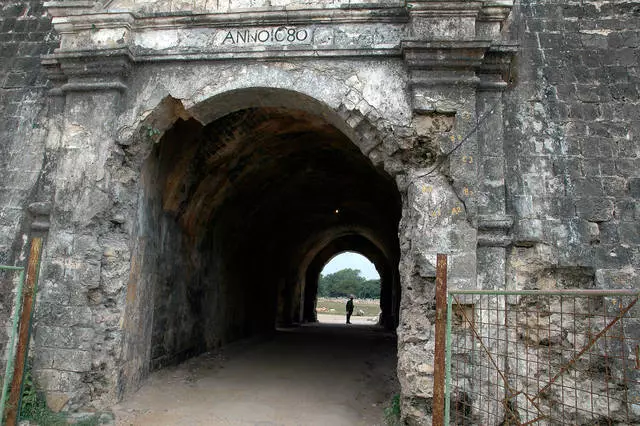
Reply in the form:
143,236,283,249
478,43,518,91
42,1,515,97
42,49,132,94
401,0,515,112
44,1,98,17
401,39,515,112
477,2,514,38
41,57,67,97
477,215,513,247
42,4,412,87
28,202,52,233
402,40,491,87
406,1,483,19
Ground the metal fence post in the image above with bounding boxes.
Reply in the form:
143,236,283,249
433,253,447,426
4,237,43,426
0,266,25,424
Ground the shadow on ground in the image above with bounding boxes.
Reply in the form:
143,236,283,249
114,323,399,426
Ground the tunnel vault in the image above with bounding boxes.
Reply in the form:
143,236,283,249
132,93,401,375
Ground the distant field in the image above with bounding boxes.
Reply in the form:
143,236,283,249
316,297,381,317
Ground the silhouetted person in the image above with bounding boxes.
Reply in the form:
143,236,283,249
346,296,354,324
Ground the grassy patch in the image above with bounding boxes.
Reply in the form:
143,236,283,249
316,297,380,316
18,366,108,426
384,393,401,425
19,368,67,425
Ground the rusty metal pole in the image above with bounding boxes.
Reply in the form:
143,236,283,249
4,237,43,426
433,253,447,426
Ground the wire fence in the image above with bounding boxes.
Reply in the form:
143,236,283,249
445,289,640,425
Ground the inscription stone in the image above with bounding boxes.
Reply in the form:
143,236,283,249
220,27,311,45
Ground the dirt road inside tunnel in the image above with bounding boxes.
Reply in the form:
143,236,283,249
113,323,399,425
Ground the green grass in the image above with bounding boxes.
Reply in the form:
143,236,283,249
384,394,401,425
18,366,109,426
18,368,67,425
316,297,381,316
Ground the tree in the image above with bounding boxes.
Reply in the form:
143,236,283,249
318,269,380,298
359,279,381,299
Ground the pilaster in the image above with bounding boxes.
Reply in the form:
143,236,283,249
475,44,517,290
401,1,516,292
36,21,132,408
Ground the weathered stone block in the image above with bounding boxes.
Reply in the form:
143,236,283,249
619,223,640,244
35,326,95,351
575,197,614,222
513,218,544,244
548,196,577,217
595,268,640,289
598,221,620,245
595,245,633,269
36,348,91,372
36,305,93,328
45,392,69,413
36,369,82,392
38,279,70,306
573,177,604,196
629,178,640,198
603,176,628,196
477,247,506,289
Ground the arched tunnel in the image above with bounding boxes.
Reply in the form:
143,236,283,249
136,90,402,370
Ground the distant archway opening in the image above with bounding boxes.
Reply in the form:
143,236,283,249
315,251,382,324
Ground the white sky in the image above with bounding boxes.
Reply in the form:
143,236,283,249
320,251,380,280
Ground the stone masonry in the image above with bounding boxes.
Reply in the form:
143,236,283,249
0,0,638,425
0,0,59,373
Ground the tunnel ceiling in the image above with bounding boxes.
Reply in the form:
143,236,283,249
163,108,400,251
156,106,401,262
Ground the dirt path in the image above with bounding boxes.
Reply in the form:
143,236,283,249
316,314,379,325
113,323,398,426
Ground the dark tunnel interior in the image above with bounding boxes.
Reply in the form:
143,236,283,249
136,100,402,370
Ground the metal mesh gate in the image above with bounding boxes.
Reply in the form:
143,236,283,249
445,289,640,425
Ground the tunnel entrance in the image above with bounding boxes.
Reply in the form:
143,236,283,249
131,90,402,374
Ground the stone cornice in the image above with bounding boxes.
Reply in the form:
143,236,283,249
42,48,133,93
478,4,513,23
41,57,66,96
402,40,491,70
478,42,518,91
406,1,483,18
401,40,516,93
50,6,410,31
44,1,97,17
479,43,518,73
477,214,513,247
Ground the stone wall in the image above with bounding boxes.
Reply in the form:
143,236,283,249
0,0,57,376
504,0,640,289
445,1,640,424
0,0,57,261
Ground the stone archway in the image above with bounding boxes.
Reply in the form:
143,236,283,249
35,2,515,419
115,88,405,398
301,234,400,329
34,81,498,423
